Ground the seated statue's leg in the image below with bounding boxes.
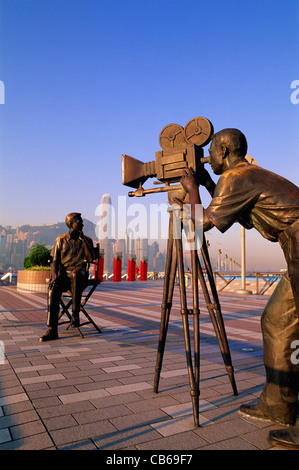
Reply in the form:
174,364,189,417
69,269,88,327
39,276,65,342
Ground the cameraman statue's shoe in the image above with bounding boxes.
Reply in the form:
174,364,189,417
269,428,299,450
239,402,295,426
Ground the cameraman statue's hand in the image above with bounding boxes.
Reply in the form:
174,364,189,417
180,167,199,193
181,165,215,198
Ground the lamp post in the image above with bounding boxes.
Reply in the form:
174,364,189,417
235,225,252,294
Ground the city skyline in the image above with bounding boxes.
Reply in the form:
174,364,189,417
0,210,167,273
1,0,298,274
0,188,287,273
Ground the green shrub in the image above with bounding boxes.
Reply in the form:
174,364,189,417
24,243,52,269
24,266,51,271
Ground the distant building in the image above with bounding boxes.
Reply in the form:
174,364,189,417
135,237,148,266
153,252,165,272
98,194,114,272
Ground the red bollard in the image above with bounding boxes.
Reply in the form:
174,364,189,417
94,257,104,282
128,258,136,281
113,257,122,282
140,260,148,281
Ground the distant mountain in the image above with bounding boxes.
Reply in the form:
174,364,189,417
15,219,97,247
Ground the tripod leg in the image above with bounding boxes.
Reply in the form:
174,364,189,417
190,245,200,427
154,213,177,393
199,236,238,396
176,235,200,427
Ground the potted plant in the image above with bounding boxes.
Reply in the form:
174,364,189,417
17,243,52,293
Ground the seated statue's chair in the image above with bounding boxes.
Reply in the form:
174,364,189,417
58,243,102,338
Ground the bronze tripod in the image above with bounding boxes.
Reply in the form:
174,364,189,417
153,205,238,427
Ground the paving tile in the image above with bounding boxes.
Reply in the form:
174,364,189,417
93,424,162,450
0,409,39,429
38,401,96,420
0,428,11,444
31,396,62,408
50,419,117,446
105,381,152,396
161,368,188,378
110,409,168,431
0,433,54,450
89,355,125,363
242,425,280,450
59,388,110,404
0,393,29,407
137,430,208,450
162,400,217,419
0,385,25,397
73,404,133,424
151,414,212,437
10,420,46,440
102,364,141,373
91,391,144,408
14,364,55,373
1,400,35,416
43,414,79,431
198,436,259,450
0,283,287,451
126,396,180,413
58,439,98,450
19,373,65,385
194,417,260,443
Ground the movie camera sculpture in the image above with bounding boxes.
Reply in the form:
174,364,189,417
122,117,238,427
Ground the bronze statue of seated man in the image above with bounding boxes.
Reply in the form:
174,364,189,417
39,212,94,342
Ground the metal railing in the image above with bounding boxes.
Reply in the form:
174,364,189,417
0,272,12,285
212,271,284,295
85,269,285,295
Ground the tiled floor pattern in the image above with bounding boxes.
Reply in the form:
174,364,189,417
0,280,292,450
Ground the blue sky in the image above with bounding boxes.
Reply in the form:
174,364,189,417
0,0,298,269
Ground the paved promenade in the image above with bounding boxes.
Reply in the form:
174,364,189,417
0,279,294,451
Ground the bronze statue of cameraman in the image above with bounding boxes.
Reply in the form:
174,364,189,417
123,117,238,427
122,117,299,447
179,128,299,449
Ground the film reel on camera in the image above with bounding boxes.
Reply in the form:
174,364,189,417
159,117,214,150
183,116,214,147
159,123,185,149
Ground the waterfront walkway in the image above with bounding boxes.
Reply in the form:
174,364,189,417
0,280,294,451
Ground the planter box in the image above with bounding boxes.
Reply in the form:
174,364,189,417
17,270,50,293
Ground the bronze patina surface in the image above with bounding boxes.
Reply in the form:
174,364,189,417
180,128,299,447
39,212,94,342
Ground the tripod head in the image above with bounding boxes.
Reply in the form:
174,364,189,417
122,116,213,197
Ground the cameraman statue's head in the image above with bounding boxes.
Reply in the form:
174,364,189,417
65,212,83,234
208,129,248,175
